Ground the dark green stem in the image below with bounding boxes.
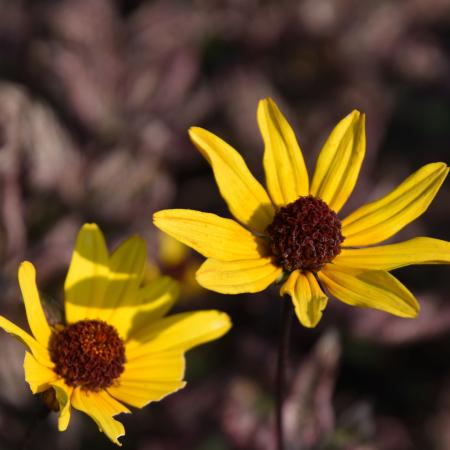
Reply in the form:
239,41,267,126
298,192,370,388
275,296,293,450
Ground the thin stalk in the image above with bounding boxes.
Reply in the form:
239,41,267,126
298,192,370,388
275,296,293,450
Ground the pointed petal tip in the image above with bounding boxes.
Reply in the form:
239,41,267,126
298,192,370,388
408,300,420,318
350,109,362,117
198,310,233,334
258,97,273,107
19,260,35,275
188,126,206,139
81,223,100,231
215,310,233,331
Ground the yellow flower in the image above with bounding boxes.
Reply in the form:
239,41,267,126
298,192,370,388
0,224,231,445
153,98,450,328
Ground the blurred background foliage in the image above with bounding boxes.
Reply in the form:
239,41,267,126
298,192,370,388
0,0,449,449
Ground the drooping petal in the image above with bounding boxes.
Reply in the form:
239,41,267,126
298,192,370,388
126,311,231,355
0,316,52,367
342,163,449,246
122,351,185,381
108,351,186,408
195,257,282,294
109,276,179,340
18,261,52,347
153,210,267,261
257,98,309,205
24,351,57,393
319,265,419,318
310,110,365,212
64,224,109,323
50,379,73,431
335,237,450,271
99,236,147,329
189,127,275,232
71,388,130,446
280,270,328,328
108,380,186,409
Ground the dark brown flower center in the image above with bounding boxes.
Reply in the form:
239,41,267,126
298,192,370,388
266,195,344,272
49,320,125,392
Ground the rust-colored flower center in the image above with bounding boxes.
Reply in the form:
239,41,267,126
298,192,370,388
266,195,344,272
49,320,125,392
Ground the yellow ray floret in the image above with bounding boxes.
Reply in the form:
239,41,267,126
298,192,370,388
0,224,232,445
258,98,309,205
154,97,449,327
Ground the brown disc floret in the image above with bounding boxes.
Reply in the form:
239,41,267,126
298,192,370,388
49,319,126,391
266,195,344,272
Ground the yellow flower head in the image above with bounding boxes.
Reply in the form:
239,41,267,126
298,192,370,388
153,98,450,328
0,224,231,445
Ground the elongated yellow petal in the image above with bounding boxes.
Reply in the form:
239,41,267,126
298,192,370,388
258,98,309,205
108,351,186,408
108,380,186,409
189,127,275,232
153,209,267,261
342,163,449,246
100,236,146,327
310,110,365,212
64,224,109,323
18,262,51,347
109,276,179,340
133,277,179,322
319,265,419,318
0,316,52,367
71,388,130,446
126,311,231,355
196,257,282,294
335,237,450,270
50,379,73,431
122,351,185,381
280,270,328,328
24,351,57,393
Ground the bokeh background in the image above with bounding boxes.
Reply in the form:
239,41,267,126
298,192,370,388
0,0,449,449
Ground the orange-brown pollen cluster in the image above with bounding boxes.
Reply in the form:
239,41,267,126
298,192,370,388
49,320,125,392
266,195,344,272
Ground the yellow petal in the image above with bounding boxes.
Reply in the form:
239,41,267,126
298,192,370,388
335,237,450,271
258,98,309,205
108,380,186,409
153,209,267,261
189,127,275,232
64,224,109,323
0,316,52,367
122,351,185,381
196,257,282,294
18,261,52,347
126,311,231,355
105,236,146,307
24,351,57,393
319,265,419,318
342,163,449,246
50,379,73,431
71,388,130,446
158,232,189,267
310,110,365,212
108,351,186,408
280,270,328,328
109,276,179,340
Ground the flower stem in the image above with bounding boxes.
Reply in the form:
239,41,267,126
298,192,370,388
275,296,293,450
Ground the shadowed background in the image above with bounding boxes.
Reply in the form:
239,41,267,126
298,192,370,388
0,0,449,449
